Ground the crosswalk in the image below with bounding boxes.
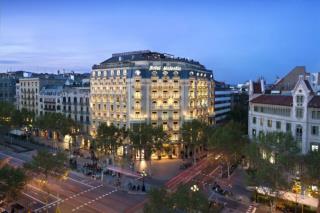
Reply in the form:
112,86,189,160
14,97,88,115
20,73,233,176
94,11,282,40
71,189,118,212
34,184,103,212
246,204,257,213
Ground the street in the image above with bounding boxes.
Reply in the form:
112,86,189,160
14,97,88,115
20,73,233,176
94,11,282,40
0,150,146,213
163,154,255,212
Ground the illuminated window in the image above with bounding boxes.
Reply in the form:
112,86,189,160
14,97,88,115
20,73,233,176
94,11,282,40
311,144,319,152
252,129,256,136
163,122,168,131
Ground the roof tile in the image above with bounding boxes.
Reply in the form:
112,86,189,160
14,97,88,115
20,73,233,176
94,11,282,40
250,95,293,106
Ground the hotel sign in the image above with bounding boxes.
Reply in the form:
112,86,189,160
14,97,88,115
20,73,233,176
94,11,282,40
149,66,182,71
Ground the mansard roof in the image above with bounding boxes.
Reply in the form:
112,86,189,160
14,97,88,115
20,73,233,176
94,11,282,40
250,95,293,106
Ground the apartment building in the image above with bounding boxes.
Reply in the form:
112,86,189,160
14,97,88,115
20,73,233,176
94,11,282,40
248,67,320,154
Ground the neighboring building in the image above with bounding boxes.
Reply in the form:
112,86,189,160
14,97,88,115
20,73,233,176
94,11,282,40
248,67,320,154
0,73,16,103
230,89,249,110
214,81,232,124
17,76,66,115
0,71,27,104
90,50,215,155
61,86,90,133
39,85,63,115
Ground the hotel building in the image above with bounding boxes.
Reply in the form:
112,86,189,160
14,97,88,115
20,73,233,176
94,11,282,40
90,50,215,146
248,67,320,154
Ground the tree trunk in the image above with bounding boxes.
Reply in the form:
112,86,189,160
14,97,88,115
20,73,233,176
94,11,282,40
193,146,197,164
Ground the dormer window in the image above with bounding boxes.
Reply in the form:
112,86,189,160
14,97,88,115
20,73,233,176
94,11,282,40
296,95,304,106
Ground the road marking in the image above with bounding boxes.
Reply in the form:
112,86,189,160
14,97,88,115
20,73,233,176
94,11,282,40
34,184,104,212
22,192,46,205
67,177,95,188
71,189,118,212
209,166,220,176
27,184,60,199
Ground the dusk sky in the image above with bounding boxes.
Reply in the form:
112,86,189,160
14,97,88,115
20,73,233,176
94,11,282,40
0,0,319,83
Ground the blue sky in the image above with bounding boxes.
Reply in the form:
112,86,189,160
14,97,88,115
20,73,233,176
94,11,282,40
0,0,319,83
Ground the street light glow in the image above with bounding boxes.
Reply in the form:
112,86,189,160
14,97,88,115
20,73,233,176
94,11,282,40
190,184,199,192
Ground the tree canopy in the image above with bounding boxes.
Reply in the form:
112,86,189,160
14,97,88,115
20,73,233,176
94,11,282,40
0,165,27,202
144,185,218,213
35,112,79,138
24,150,68,180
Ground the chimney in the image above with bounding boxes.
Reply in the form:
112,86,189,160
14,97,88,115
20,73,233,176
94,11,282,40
260,79,265,94
249,80,253,96
305,73,311,82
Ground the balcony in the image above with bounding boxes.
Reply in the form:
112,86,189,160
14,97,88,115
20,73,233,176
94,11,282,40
151,94,158,99
134,105,141,110
134,94,141,99
162,116,168,121
134,83,141,88
173,126,179,131
173,115,180,120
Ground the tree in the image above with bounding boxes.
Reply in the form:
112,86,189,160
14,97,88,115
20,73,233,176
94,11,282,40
0,102,13,127
245,132,300,212
144,185,217,213
96,123,126,165
10,108,35,128
144,188,173,213
24,150,68,209
227,98,248,132
152,126,170,160
35,113,80,152
181,119,208,164
0,165,27,203
129,124,154,161
24,150,68,180
247,155,289,212
209,121,246,178
302,151,320,212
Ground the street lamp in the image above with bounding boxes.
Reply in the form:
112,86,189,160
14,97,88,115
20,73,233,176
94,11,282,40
190,184,199,192
141,169,147,191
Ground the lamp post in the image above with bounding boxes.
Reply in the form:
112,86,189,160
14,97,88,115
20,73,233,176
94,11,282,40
141,169,147,191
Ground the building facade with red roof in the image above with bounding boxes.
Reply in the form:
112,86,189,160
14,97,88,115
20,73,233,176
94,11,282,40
249,68,320,154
